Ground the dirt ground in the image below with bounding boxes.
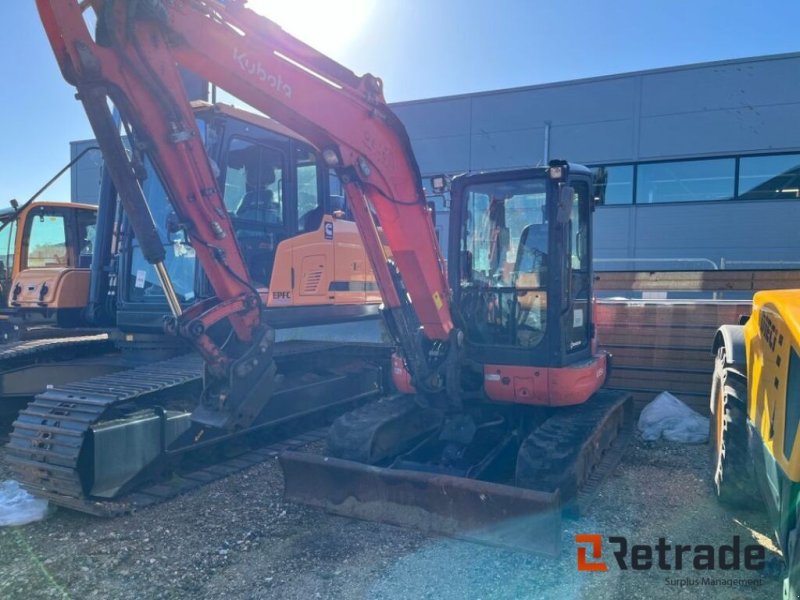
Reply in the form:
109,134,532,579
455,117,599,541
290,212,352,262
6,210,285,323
0,438,784,600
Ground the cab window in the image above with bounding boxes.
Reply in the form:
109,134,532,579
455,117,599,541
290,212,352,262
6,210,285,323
329,169,353,220
26,213,67,268
0,219,16,278
297,148,321,232
223,138,285,226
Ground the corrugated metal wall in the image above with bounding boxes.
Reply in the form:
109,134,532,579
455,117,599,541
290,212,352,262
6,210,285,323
392,53,800,268
69,53,800,268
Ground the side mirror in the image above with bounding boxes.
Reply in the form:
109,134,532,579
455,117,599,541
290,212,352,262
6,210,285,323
430,174,450,194
557,185,574,224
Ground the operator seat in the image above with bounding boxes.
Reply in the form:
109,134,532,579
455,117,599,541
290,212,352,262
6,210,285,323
515,223,548,284
301,199,324,233
514,224,548,340
234,187,281,286
236,188,281,224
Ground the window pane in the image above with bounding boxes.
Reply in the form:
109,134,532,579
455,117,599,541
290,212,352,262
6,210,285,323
570,185,590,272
329,169,353,220
459,178,549,348
462,179,547,286
297,148,321,232
224,139,284,225
593,165,633,205
0,220,14,277
739,154,800,200
77,209,96,268
128,158,196,303
636,159,735,203
28,214,67,268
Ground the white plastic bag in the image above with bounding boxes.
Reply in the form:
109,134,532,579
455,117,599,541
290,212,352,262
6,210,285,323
0,480,49,526
638,391,709,444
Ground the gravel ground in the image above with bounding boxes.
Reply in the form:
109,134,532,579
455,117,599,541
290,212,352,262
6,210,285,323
0,437,783,600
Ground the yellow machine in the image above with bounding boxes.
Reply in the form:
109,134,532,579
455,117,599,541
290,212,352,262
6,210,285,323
710,290,800,596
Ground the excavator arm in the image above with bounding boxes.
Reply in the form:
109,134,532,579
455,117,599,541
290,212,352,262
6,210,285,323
37,0,456,428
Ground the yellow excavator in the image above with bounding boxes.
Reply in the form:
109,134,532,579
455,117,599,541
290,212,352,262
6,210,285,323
710,293,800,596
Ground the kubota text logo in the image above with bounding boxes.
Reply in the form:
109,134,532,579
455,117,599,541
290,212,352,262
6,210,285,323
234,48,292,99
575,534,765,571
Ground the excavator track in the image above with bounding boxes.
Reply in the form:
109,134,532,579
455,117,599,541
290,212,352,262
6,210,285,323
8,353,203,509
7,341,388,515
515,389,634,515
7,427,328,517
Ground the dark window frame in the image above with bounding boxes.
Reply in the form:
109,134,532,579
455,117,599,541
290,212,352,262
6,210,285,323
590,150,800,207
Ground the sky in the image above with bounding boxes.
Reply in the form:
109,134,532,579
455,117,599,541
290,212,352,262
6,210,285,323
2,0,800,206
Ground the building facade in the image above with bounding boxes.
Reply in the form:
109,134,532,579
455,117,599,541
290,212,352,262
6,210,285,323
72,52,800,270
392,52,800,269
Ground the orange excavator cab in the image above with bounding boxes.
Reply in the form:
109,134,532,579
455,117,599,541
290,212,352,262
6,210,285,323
1,201,97,332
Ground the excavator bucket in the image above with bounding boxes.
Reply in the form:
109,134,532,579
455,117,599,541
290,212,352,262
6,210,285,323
279,452,562,556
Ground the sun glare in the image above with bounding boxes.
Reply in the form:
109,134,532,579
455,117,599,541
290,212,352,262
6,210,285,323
246,0,376,57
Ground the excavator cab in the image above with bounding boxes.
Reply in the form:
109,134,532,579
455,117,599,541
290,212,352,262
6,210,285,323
447,161,597,404
116,103,381,334
4,202,98,328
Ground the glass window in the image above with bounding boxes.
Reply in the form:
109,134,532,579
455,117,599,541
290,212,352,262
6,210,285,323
459,178,549,348
636,158,735,204
739,154,800,200
593,165,633,205
296,148,321,232
128,158,196,304
27,214,67,268
328,169,353,220
0,218,16,278
223,139,284,226
463,179,548,286
77,209,96,268
570,186,590,272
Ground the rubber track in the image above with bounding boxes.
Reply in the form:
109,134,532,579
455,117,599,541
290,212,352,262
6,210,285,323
516,390,632,514
7,353,204,508
26,427,328,517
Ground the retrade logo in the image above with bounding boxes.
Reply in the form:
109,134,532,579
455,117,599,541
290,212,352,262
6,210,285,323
576,534,608,571
575,534,765,572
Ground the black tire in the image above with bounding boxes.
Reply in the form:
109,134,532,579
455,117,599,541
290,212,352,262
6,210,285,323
709,348,760,509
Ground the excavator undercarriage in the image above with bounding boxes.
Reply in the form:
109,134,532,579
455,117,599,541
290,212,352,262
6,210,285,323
282,389,632,556
9,340,390,514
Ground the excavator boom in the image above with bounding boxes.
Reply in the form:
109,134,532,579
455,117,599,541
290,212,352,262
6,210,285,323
37,0,455,426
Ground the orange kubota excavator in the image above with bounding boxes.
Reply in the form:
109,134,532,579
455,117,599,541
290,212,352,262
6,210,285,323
33,0,631,554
